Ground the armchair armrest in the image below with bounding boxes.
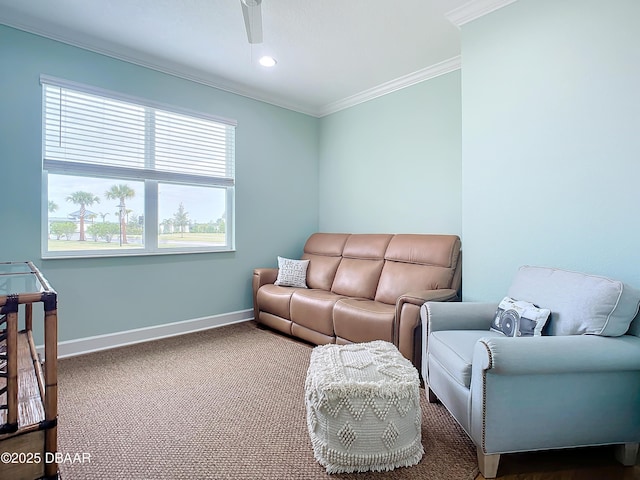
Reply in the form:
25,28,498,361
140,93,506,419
421,301,498,333
470,334,640,456
252,268,278,321
473,334,640,375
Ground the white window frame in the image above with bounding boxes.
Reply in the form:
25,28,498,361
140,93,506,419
41,75,236,259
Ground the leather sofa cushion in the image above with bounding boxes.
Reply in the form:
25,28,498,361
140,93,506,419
256,284,297,320
331,258,384,299
290,289,346,336
258,312,292,335
342,234,393,259
301,253,342,291
304,232,350,256
333,298,395,343
331,234,390,299
428,330,502,388
301,233,349,290
385,234,461,267
291,322,335,346
375,262,454,305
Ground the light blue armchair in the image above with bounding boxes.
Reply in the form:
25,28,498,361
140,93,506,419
421,266,640,478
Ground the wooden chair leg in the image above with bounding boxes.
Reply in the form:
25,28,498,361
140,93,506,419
477,447,500,479
615,443,639,466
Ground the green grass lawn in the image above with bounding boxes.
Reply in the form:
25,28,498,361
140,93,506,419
48,232,225,251
158,232,225,248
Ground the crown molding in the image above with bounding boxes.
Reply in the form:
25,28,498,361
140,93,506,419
0,18,320,116
2,18,460,118
317,56,461,117
446,0,518,27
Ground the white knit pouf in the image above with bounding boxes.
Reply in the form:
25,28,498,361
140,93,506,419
305,341,423,474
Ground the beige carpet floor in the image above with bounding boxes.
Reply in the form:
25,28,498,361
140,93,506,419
56,321,479,480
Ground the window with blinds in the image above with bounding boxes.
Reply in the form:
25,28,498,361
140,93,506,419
41,76,236,258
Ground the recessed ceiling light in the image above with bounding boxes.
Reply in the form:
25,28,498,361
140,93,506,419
259,56,277,67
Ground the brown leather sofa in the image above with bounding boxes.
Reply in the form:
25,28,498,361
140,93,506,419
252,233,461,367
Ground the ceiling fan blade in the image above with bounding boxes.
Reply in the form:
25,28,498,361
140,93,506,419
241,0,263,44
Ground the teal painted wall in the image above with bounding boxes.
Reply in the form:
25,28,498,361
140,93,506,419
0,25,319,341
318,71,462,235
461,0,640,300
10,0,635,341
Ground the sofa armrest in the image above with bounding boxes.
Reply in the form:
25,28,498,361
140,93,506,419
395,289,460,369
252,268,278,320
473,334,640,375
395,289,459,343
398,289,459,306
421,301,498,333
253,268,278,288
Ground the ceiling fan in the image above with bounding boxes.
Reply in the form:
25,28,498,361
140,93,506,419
241,0,263,44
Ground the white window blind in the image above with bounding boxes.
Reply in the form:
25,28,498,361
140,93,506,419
42,77,235,187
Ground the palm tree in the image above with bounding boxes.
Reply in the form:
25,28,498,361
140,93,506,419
48,200,58,213
173,203,189,238
105,184,135,244
66,191,100,241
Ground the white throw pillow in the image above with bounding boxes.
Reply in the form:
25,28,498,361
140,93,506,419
274,256,309,288
491,296,551,337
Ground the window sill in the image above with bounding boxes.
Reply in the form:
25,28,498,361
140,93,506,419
42,248,236,260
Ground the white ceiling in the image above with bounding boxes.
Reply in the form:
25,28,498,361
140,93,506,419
0,0,508,116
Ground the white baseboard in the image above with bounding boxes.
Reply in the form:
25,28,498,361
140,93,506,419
38,309,254,359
